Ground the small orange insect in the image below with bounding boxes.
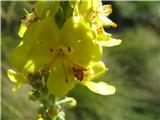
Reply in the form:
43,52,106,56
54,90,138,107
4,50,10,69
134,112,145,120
72,66,86,81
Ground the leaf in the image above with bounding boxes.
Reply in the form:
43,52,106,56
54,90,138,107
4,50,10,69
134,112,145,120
61,1,73,20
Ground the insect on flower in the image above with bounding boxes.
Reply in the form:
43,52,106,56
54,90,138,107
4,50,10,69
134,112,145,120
72,66,86,81
8,0,120,96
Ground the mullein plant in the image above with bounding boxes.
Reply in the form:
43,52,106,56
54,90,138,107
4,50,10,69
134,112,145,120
7,0,121,120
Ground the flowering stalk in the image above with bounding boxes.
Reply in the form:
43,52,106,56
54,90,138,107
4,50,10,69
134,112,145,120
7,0,121,120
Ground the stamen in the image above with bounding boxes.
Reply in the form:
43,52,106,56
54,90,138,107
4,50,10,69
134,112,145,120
60,55,68,83
67,47,71,52
50,49,53,52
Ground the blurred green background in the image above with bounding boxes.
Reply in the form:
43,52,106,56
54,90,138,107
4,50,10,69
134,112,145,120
1,1,160,120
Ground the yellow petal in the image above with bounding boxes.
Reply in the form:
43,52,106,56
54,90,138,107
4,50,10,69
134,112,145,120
7,69,28,83
62,17,102,67
96,27,112,41
24,60,35,73
11,17,60,72
98,15,117,28
18,23,27,38
47,57,75,97
81,61,108,84
84,81,116,95
37,114,44,120
98,5,112,16
11,83,21,92
100,38,122,47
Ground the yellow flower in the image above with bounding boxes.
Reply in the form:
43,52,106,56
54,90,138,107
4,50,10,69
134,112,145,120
8,16,102,96
8,0,121,96
80,61,116,95
77,0,121,46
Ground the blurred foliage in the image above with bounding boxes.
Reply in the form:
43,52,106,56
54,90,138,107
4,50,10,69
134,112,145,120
1,1,160,120
108,1,160,33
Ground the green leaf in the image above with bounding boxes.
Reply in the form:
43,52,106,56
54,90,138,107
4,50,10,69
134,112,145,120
55,6,65,29
61,1,73,20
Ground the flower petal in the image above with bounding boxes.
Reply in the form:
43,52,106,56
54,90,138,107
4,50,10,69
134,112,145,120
81,61,108,84
98,5,112,16
62,17,102,67
7,69,28,83
99,38,122,47
18,23,28,38
97,15,117,27
88,61,108,79
64,35,102,67
61,16,90,42
96,27,112,41
84,81,116,95
47,56,75,96
35,1,60,19
10,17,60,72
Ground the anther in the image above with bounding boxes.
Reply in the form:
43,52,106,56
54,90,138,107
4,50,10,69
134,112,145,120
67,47,71,52
50,49,53,52
60,49,62,52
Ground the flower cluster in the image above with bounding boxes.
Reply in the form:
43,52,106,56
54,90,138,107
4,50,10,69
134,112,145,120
8,0,121,96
